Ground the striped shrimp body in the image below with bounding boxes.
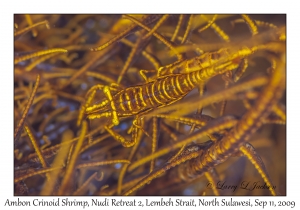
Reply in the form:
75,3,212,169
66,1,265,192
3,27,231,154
85,43,273,129
83,44,269,147
86,60,239,140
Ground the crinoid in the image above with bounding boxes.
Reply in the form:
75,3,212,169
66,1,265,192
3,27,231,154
14,14,286,196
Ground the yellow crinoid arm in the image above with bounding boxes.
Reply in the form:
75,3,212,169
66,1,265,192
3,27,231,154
14,48,68,64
